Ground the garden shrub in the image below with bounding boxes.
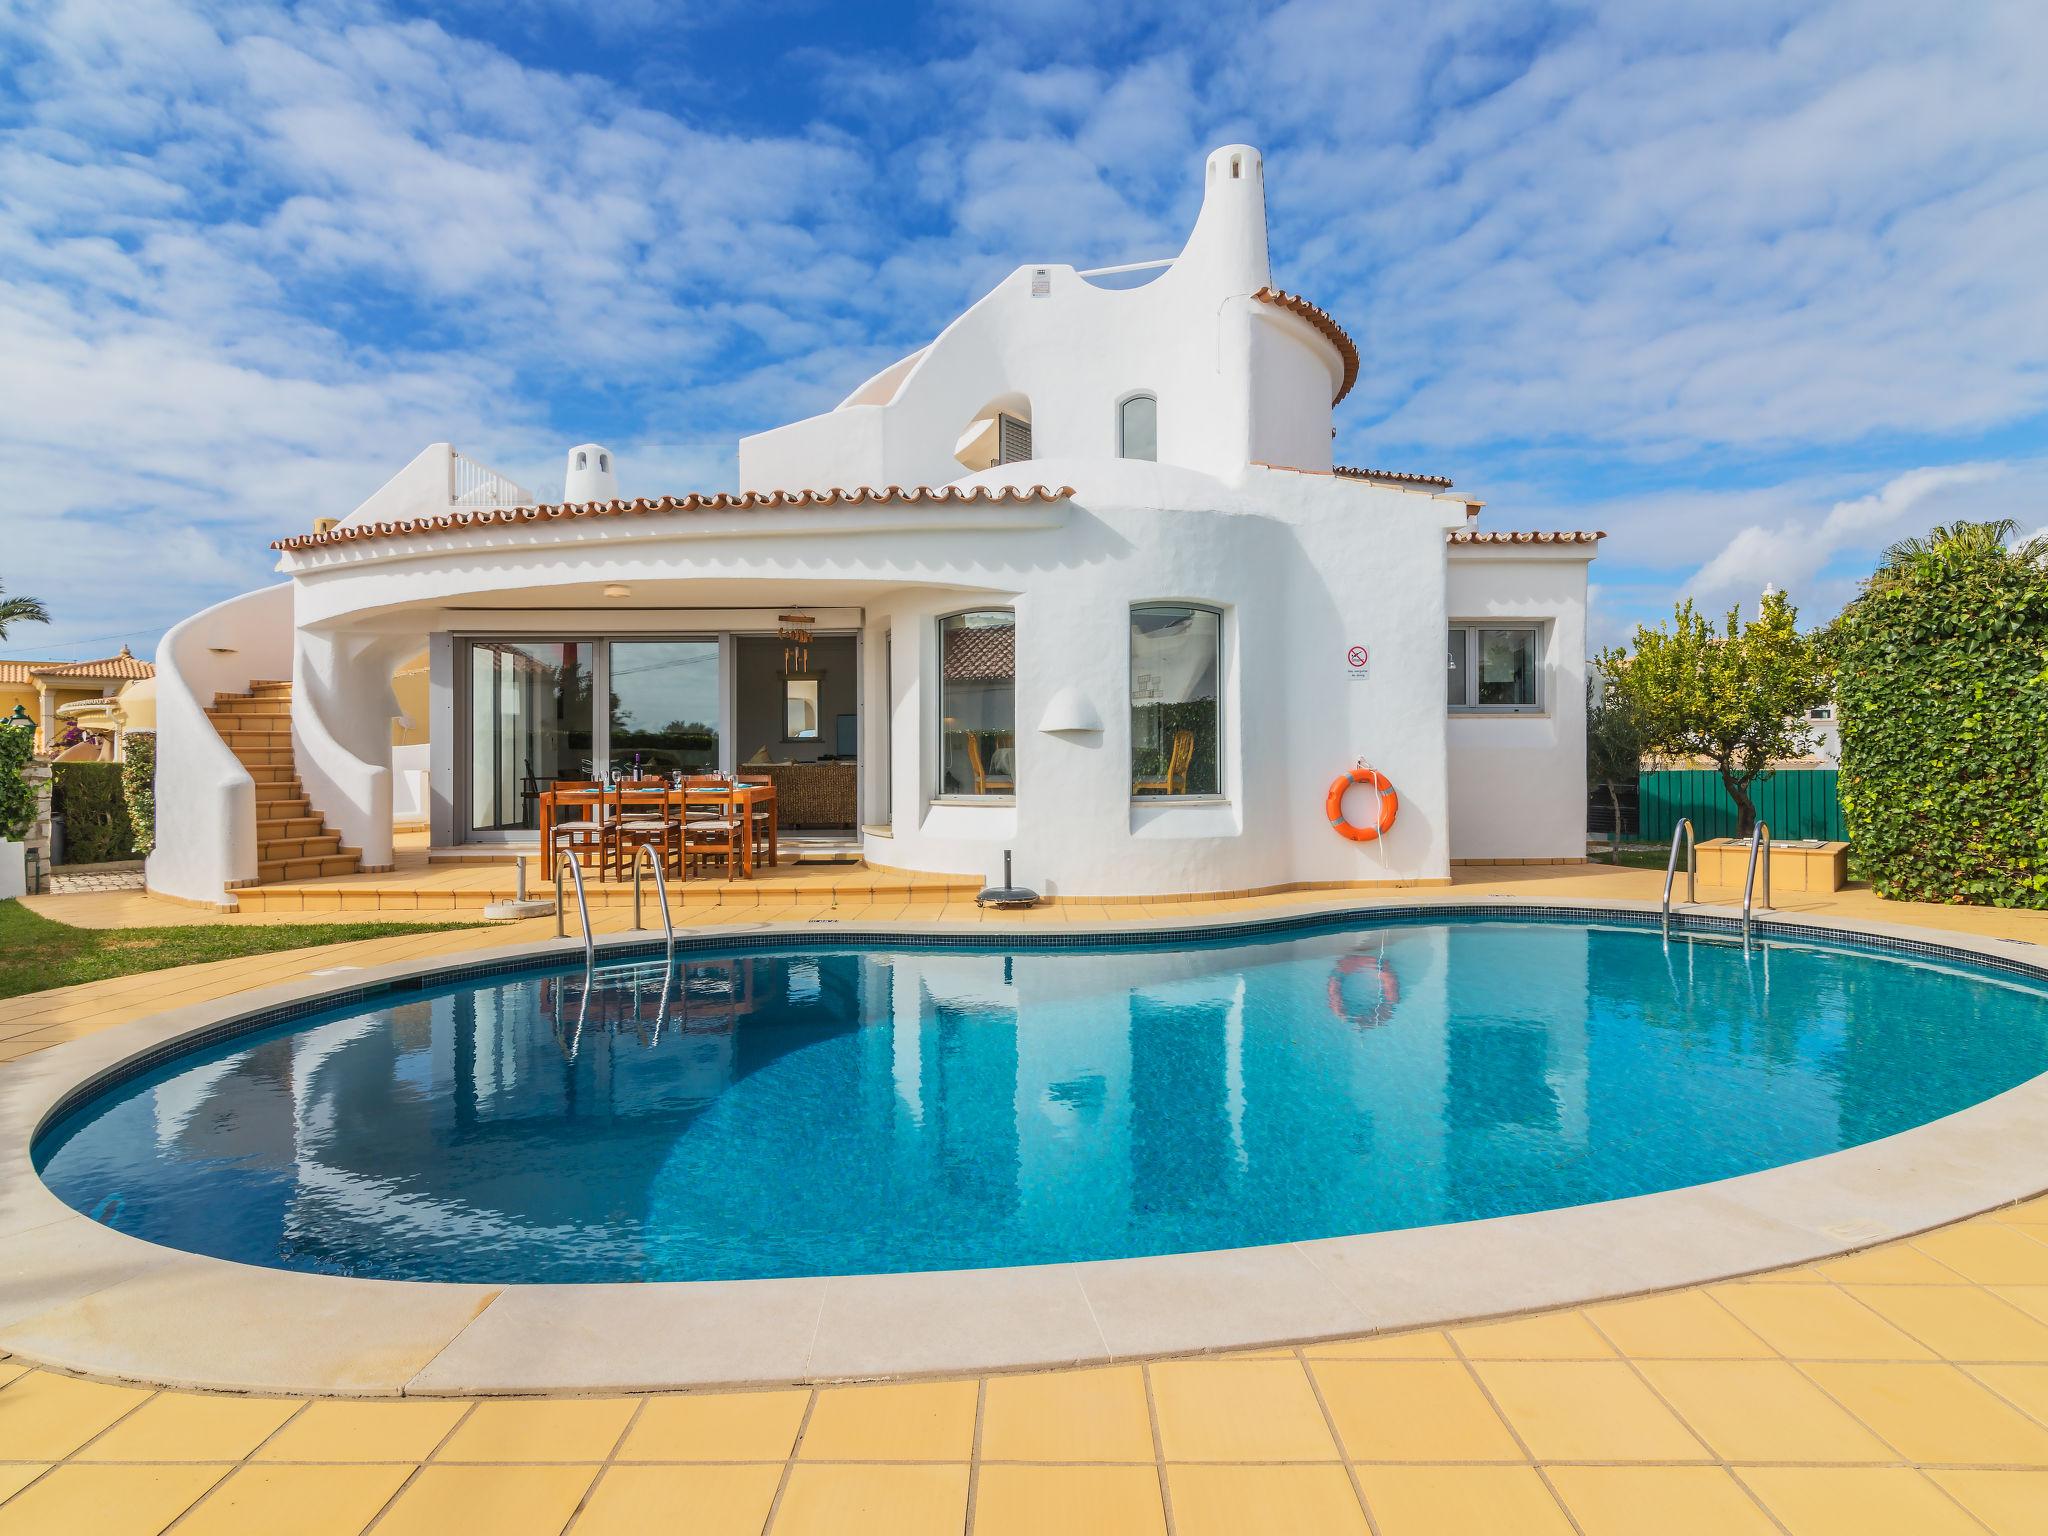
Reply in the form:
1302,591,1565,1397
0,726,32,842
122,732,156,855
1831,529,2048,908
52,761,135,864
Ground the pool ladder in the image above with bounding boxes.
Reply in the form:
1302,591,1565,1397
1742,820,1772,948
555,845,678,971
1661,818,1696,941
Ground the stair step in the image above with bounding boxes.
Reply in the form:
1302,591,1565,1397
257,816,324,840
209,711,290,734
209,696,290,716
247,764,298,785
260,833,343,862
253,779,304,801
232,746,297,768
247,680,293,695
261,853,361,883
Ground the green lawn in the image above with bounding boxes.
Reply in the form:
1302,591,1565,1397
0,900,487,1001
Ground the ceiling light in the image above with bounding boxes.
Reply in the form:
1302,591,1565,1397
602,584,631,599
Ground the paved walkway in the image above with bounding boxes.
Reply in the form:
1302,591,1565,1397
3,869,2047,1533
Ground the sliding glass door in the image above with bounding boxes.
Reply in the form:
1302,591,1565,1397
467,641,595,834
607,640,720,776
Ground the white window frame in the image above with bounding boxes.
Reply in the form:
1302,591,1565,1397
1117,391,1158,462
1447,622,1547,714
1128,600,1226,801
934,607,1018,804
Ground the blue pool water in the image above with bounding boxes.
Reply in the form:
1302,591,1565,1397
32,916,2048,1284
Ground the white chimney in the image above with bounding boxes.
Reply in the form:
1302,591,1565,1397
564,443,618,504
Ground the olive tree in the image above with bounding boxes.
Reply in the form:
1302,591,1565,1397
1597,589,1831,837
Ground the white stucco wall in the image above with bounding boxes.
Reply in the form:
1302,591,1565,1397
147,584,295,903
1444,550,1593,861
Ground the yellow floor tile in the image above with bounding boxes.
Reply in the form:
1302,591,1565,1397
0,1465,46,1505
372,1464,598,1536
434,1397,637,1463
0,1462,228,1536
614,1389,809,1462
1310,1360,1523,1462
797,1380,977,1462
571,1465,781,1536
1999,1286,2048,1327
252,1398,470,1462
1912,1222,2048,1285
1634,1358,1893,1462
979,1365,1156,1463
1708,1282,1935,1359
1469,1361,1710,1462
1802,1362,2048,1465
1584,1290,1773,1358
1302,1330,1456,1359
76,1392,304,1462
0,1371,153,1459
1148,1360,1340,1462
771,1463,968,1536
1451,1311,1615,1359
1817,1243,1970,1285
1165,1464,1368,1536
1845,1284,2048,1362
1926,1469,2048,1536
1357,1464,1572,1535
173,1463,412,1536
972,1463,1167,1536
1549,1465,1781,1536
1738,1467,1987,1536
1971,1362,2048,1422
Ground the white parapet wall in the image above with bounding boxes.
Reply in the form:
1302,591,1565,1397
146,584,295,905
291,628,400,873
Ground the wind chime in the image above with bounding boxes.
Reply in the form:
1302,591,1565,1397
778,612,815,674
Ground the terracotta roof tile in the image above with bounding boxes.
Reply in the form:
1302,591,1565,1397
272,483,1074,555
1447,530,1605,545
1252,287,1360,406
1333,464,1454,489
0,646,154,683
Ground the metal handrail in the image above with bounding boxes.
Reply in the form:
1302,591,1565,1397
1661,818,1696,940
1741,819,1772,947
630,843,677,969
554,852,594,970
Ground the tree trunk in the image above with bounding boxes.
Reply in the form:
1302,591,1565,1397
1721,764,1758,837
1605,782,1624,861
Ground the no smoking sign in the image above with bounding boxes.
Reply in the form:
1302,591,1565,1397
1346,644,1371,679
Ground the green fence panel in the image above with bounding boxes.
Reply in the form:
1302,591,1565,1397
1636,769,1846,844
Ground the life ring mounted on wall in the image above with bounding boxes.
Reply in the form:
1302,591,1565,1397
1326,762,1398,843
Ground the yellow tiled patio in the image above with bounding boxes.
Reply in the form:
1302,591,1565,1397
5,866,2048,1533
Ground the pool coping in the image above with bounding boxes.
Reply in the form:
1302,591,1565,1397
3,893,2046,1397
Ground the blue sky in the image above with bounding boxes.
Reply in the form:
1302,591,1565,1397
2,0,2044,660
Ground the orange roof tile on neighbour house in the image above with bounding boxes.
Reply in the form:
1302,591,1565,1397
1333,464,1454,489
1251,287,1361,406
0,646,155,684
271,483,1077,555
1446,530,1605,545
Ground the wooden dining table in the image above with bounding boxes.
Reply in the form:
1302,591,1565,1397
539,784,778,880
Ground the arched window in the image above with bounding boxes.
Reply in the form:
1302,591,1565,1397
599,452,610,473
575,451,588,470
1118,394,1157,462
1131,604,1221,796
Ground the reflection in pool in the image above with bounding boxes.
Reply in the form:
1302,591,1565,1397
33,919,2048,1283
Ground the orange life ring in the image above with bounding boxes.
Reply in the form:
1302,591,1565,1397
1326,766,1397,843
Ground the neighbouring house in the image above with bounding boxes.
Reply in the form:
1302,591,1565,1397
147,145,1600,905
0,648,155,759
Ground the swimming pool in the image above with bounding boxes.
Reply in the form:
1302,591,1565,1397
32,913,2048,1285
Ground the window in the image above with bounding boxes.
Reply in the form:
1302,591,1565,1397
784,677,820,740
1447,625,1543,711
997,412,1033,464
598,452,610,473
938,610,1016,797
1119,394,1157,461
1131,604,1222,796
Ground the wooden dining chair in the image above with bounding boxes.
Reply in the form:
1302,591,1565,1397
1134,729,1196,796
611,778,682,880
967,733,1014,795
683,779,745,880
738,773,775,864
548,779,610,875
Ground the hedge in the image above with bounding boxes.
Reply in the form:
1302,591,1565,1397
1832,541,2048,907
52,761,135,865
0,726,31,842
122,733,156,855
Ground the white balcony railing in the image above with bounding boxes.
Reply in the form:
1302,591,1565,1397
450,451,535,509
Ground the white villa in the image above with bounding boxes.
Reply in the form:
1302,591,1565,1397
148,145,1599,908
